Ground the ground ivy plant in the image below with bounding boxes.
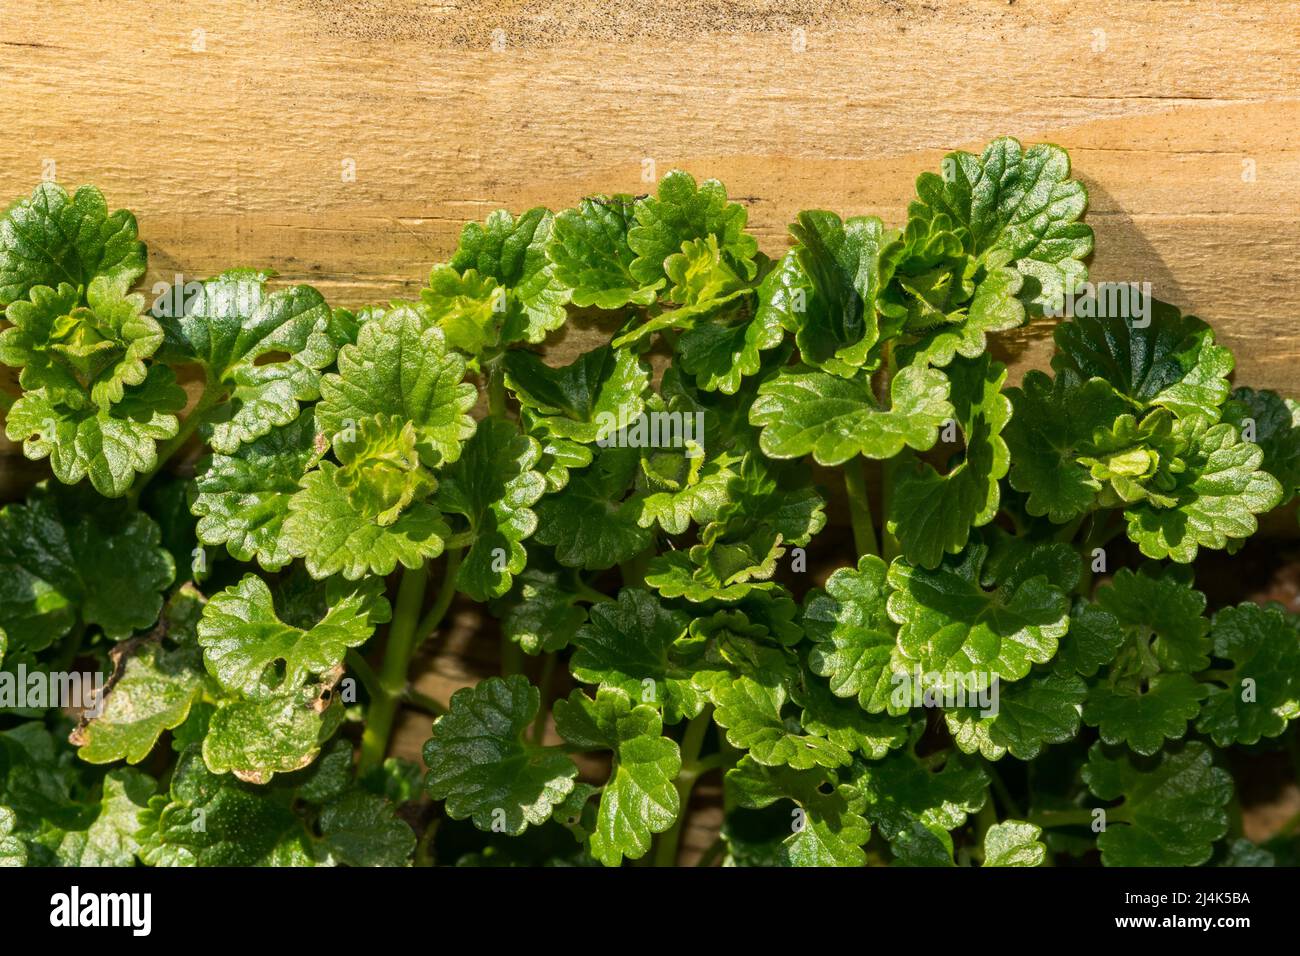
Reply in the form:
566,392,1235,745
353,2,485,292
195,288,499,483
1,138,1298,867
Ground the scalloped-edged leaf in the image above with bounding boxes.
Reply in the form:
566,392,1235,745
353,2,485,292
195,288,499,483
1083,673,1207,756
1223,386,1300,505
202,691,342,783
726,755,870,867
1005,369,1129,523
492,571,588,658
0,183,147,306
1197,603,1300,746
803,555,905,715
197,573,389,698
6,364,185,497
553,687,681,866
316,789,416,866
317,305,477,467
1053,302,1233,421
887,539,1070,687
627,171,758,287
888,353,1012,568
1123,415,1281,563
908,137,1092,310
548,196,663,309
73,588,208,765
1082,741,1231,867
423,675,578,835
852,748,989,866
447,207,571,344
418,265,507,357
165,272,337,453
533,443,651,570
505,345,648,444
792,664,909,760
138,750,313,866
0,485,174,649
0,276,163,410
947,662,1085,761
438,418,546,600
750,363,952,466
982,820,1046,867
676,301,786,395
570,588,701,724
1095,567,1210,673
191,409,320,570
713,675,851,770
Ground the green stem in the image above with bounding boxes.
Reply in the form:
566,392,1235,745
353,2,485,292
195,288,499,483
415,547,463,646
987,764,1023,819
127,380,221,507
1029,806,1130,828
500,633,524,677
653,707,712,867
876,339,900,561
843,456,879,559
488,362,507,418
573,577,615,604
403,686,448,717
530,653,558,744
344,649,382,701
358,564,429,775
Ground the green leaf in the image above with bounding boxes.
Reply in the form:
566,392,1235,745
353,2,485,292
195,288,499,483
947,662,1086,761
628,171,758,287
1224,386,1300,504
554,687,681,866
317,305,477,467
166,272,337,453
570,588,701,724
437,418,546,600
73,587,208,764
419,266,507,357
447,207,570,344
750,363,952,466
0,484,174,647
634,445,740,535
1196,603,1300,746
0,806,26,867
725,755,871,866
202,691,342,783
139,749,313,865
1056,599,1126,677
1053,302,1234,421
1004,369,1129,522
53,768,156,867
316,789,416,866
982,820,1046,867
803,555,906,715
282,449,449,581
908,137,1092,310
504,345,648,444
0,183,146,306
792,664,910,760
713,676,851,770
780,211,898,376
548,196,663,309
0,276,163,409
423,675,578,835
198,573,389,698
676,302,785,394
1094,567,1210,673
533,443,651,570
5,364,185,497
191,409,321,570
1123,415,1281,563
888,354,1012,567
1082,741,1231,867
897,262,1027,368
887,539,1071,686
1083,673,1208,756
489,567,588,655
852,748,989,866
